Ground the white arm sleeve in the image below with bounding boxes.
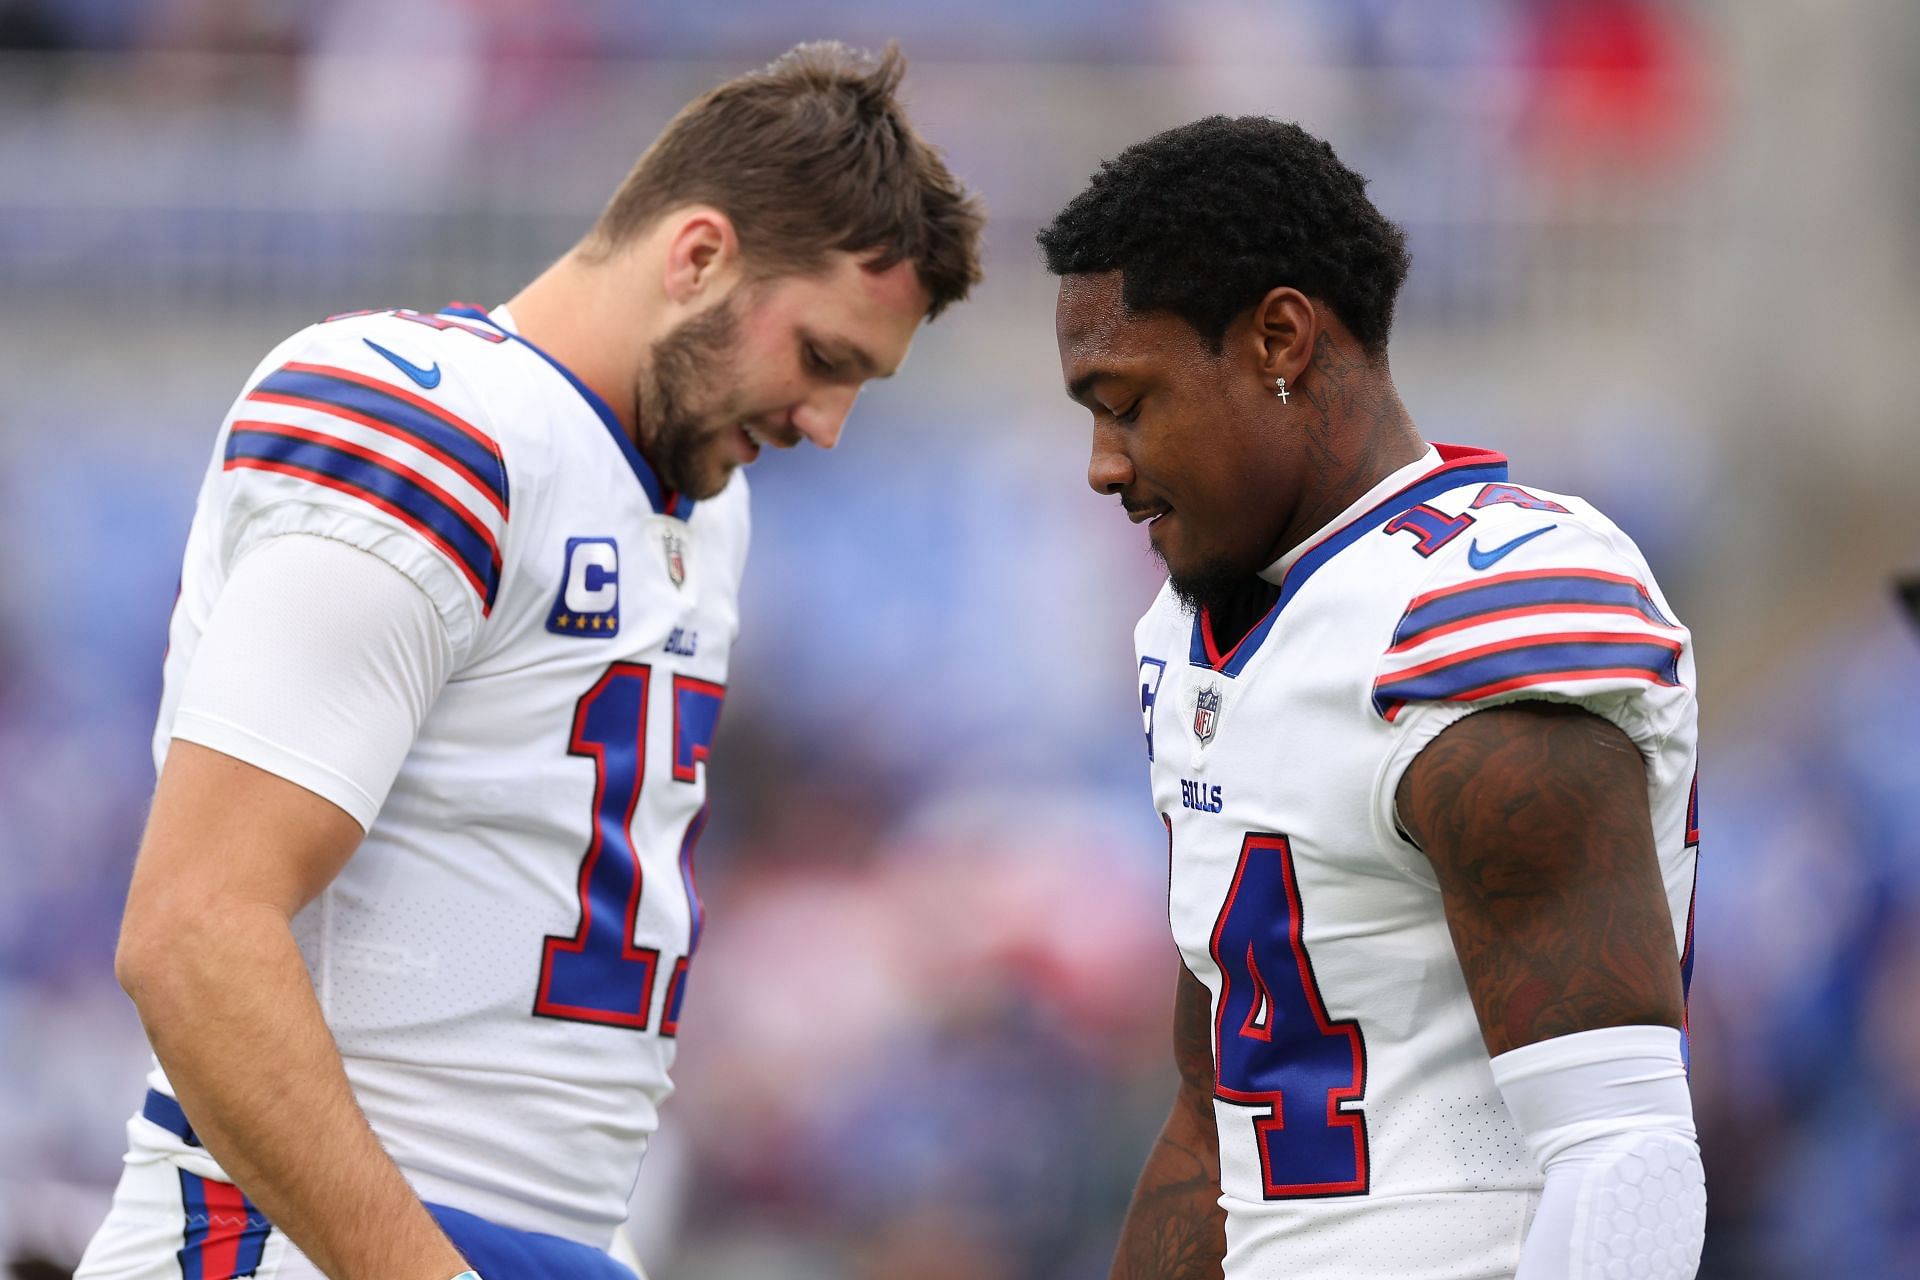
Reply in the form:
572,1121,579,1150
169,533,452,830
1492,1025,1707,1280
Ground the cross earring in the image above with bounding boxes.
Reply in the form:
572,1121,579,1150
1274,377,1290,404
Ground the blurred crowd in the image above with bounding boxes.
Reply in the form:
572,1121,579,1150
4,1,1919,1277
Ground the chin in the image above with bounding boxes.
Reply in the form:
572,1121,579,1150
693,454,752,500
680,472,732,501
656,448,731,501
1164,551,1263,616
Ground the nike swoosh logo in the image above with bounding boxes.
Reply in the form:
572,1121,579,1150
1467,524,1557,570
364,339,442,389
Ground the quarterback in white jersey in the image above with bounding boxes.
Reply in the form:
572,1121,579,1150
163,301,746,1230
1044,117,1705,1280
84,44,982,1280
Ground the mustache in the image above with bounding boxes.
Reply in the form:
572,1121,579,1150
743,420,803,449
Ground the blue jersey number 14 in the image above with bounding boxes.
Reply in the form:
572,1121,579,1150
1208,832,1370,1198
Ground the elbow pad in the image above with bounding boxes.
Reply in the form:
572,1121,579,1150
1491,1025,1706,1280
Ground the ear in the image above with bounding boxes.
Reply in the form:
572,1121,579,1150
660,207,741,306
1248,286,1319,385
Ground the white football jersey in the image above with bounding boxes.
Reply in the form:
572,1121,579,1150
147,304,749,1244
1136,445,1699,1280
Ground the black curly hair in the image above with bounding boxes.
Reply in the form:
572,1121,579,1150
1038,116,1410,358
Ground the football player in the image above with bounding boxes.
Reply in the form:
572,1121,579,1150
1043,117,1704,1279
79,43,982,1280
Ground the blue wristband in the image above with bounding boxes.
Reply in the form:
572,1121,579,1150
449,1272,482,1280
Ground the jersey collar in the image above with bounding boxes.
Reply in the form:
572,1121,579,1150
438,303,693,520
1191,442,1509,676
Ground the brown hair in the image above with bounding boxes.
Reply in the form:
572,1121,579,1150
588,42,984,319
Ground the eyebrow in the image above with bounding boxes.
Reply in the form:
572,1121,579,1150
805,331,893,380
1066,368,1115,403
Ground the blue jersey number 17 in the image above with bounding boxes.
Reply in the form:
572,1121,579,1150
533,663,723,1030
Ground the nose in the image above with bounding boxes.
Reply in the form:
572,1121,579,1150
1087,419,1133,496
791,386,860,450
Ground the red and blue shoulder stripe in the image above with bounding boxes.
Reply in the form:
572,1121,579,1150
226,361,507,612
1373,628,1684,720
1388,567,1674,653
249,362,507,513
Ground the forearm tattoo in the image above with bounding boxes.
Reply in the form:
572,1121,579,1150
1112,966,1227,1280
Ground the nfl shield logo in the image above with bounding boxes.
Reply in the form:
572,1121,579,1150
1192,684,1222,746
663,529,687,588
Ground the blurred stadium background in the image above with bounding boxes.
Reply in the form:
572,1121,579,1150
3,1,1919,1277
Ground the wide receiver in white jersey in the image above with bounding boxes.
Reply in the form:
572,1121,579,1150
80,44,982,1280
1044,118,1705,1279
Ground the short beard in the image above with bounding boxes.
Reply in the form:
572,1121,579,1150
1161,548,1270,622
642,295,742,499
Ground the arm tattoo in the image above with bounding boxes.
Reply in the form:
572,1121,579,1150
1395,703,1685,1057
1112,966,1227,1280
1170,962,1215,1099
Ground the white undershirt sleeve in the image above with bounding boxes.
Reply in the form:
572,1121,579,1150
169,533,453,830
1492,1025,1707,1280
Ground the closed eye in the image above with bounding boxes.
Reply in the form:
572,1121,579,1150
1112,400,1143,425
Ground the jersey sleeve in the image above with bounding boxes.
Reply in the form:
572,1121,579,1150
212,320,511,660
169,534,451,829
1369,514,1695,859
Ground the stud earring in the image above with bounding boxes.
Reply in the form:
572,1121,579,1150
1274,377,1290,404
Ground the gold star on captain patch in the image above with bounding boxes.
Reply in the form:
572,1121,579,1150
592,615,605,630
557,614,571,628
